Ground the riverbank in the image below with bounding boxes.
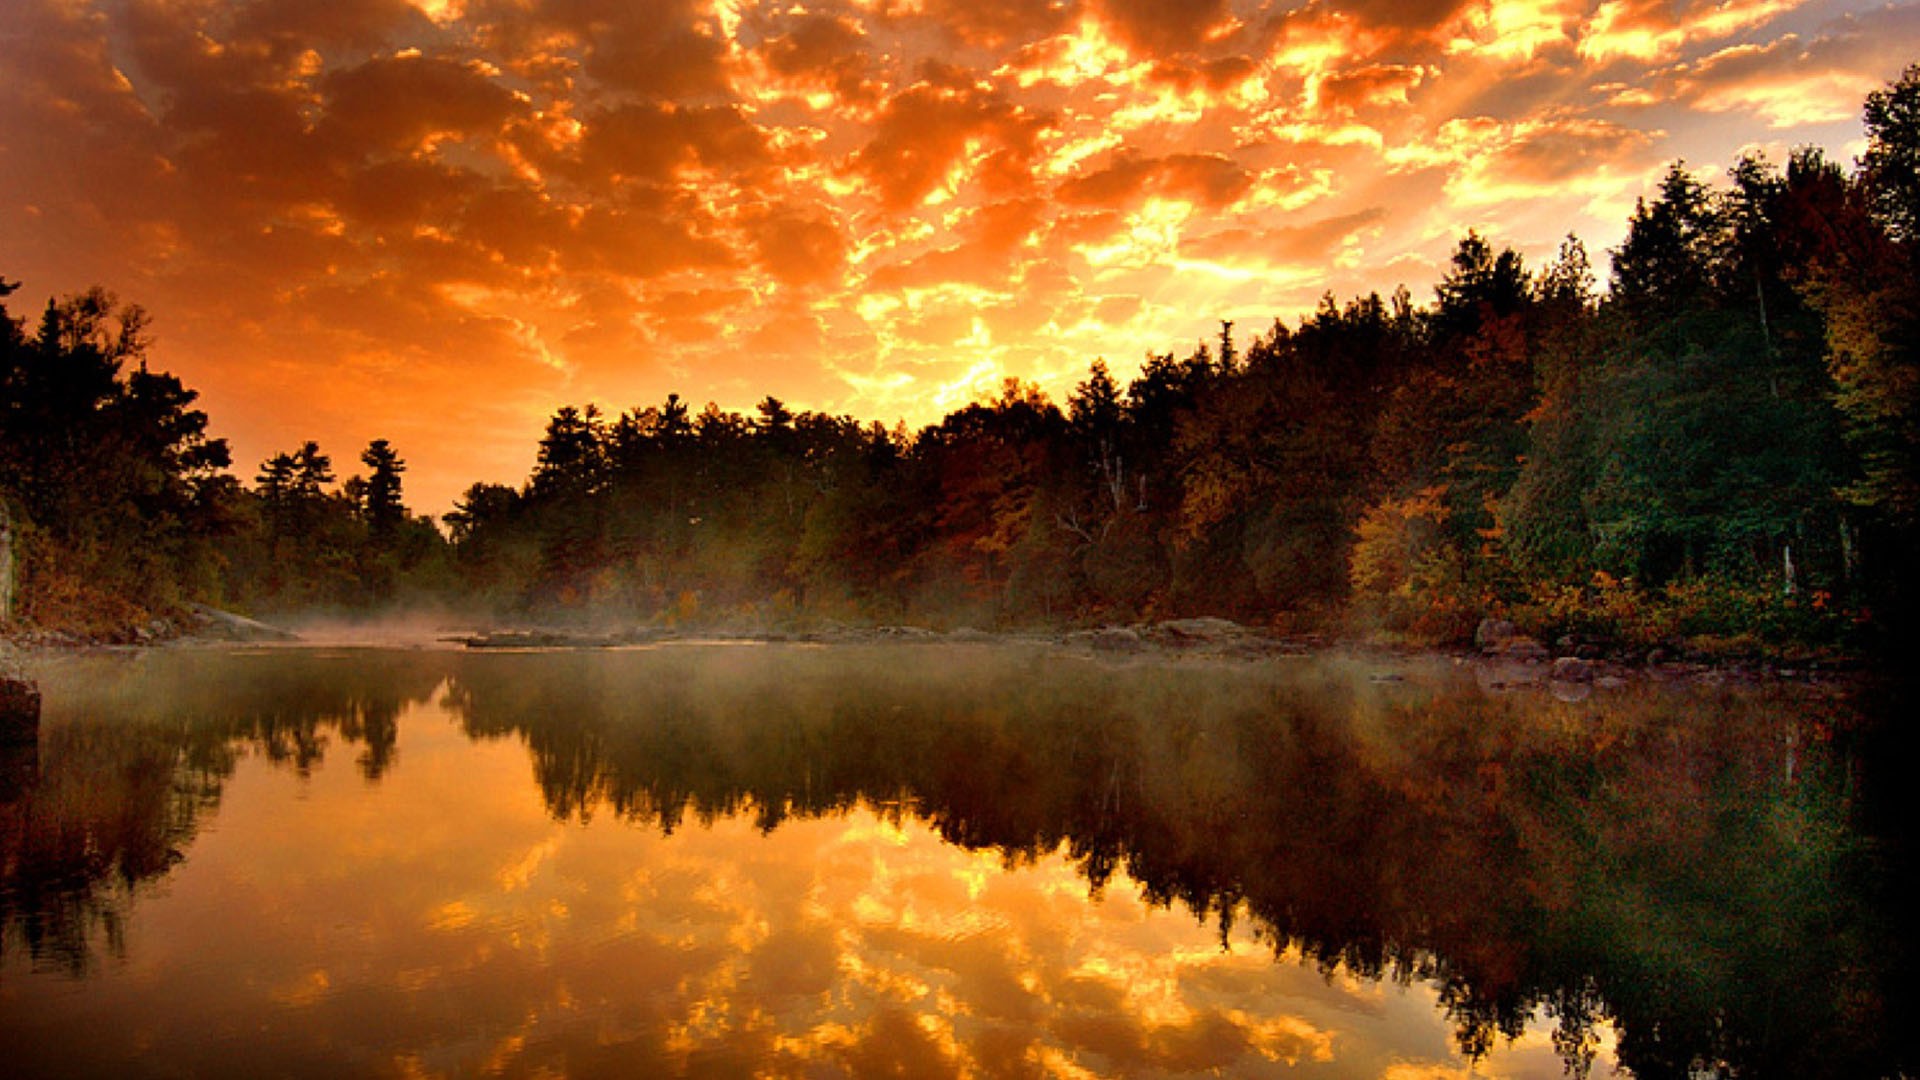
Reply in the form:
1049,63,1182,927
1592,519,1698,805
440,614,1855,691
4,606,1863,697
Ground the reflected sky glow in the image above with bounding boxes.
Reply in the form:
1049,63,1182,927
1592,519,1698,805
6,645,1882,1077
3,671,1604,1077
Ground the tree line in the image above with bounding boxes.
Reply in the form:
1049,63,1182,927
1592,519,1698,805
0,283,447,634
4,68,1917,651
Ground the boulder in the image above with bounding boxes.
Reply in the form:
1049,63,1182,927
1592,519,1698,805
1147,618,1248,648
1,674,38,744
1550,656,1595,683
1503,637,1550,662
1475,618,1518,653
1071,626,1145,654
186,604,301,643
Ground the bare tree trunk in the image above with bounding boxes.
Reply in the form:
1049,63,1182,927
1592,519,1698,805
1,500,14,625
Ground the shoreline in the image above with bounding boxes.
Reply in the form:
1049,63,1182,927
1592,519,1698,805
3,611,1864,696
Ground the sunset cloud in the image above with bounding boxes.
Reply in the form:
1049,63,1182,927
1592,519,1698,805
0,0,1905,512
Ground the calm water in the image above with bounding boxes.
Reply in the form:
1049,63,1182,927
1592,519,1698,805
0,644,1906,1078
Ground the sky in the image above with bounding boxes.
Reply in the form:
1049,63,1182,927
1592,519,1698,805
2,0,1914,514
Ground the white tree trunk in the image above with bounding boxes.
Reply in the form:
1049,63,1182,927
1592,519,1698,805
0,500,14,625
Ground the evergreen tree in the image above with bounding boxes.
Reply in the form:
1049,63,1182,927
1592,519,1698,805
360,439,407,540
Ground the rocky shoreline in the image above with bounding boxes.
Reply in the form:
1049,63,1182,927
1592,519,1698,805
0,603,302,650
1,639,41,739
442,614,1853,690
5,607,1856,695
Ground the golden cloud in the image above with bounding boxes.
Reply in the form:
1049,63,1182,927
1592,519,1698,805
1,0,1903,512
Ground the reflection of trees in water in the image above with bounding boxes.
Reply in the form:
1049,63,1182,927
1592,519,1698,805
0,652,443,975
440,649,1896,1078
0,646,1906,1076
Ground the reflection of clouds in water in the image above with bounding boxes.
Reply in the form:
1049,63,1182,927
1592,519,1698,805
195,701,1541,1079
74,689,1542,1079
28,647,1799,1076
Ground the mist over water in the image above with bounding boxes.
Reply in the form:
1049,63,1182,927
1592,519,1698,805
1,644,1904,1077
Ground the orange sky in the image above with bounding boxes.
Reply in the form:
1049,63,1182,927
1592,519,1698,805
2,0,1913,514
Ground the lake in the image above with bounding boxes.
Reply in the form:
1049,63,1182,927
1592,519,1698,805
0,643,1906,1077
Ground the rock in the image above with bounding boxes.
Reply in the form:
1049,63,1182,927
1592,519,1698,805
1,674,39,744
1146,618,1248,648
460,630,624,649
1503,637,1550,662
1071,626,1144,654
1475,618,1518,652
1550,656,1595,683
187,604,300,643
1158,617,1246,638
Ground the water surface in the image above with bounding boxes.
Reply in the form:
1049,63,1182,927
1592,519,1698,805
0,645,1900,1077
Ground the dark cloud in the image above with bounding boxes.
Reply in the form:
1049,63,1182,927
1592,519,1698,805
1047,209,1130,249
469,0,733,98
573,202,736,279
114,0,339,215
339,158,485,226
573,102,773,186
760,13,881,106
1335,0,1471,36
1313,63,1425,112
1054,1008,1255,1073
1490,119,1652,184
864,198,1045,290
231,0,421,50
457,185,573,266
832,1007,966,1077
1146,54,1260,93
917,0,1080,49
747,204,849,287
969,198,1048,251
1183,206,1388,264
0,0,175,234
1056,152,1254,209
1093,0,1233,57
849,69,1052,210
865,246,1006,292
322,54,527,154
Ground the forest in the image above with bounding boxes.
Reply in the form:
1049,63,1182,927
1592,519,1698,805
3,68,1917,657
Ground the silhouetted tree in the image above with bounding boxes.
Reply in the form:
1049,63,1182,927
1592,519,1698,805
360,439,407,540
